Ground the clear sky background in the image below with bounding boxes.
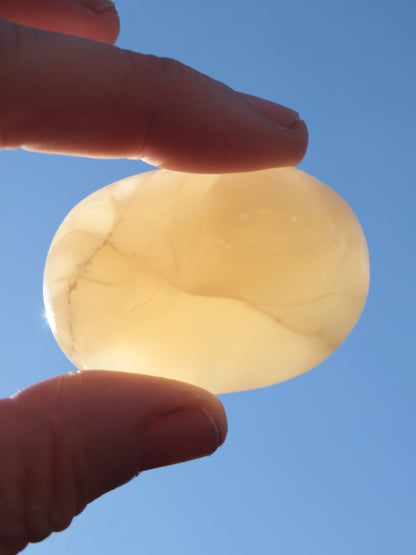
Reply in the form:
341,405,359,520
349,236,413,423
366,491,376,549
1,0,415,553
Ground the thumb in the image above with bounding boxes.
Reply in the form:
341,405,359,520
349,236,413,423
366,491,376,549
0,371,227,553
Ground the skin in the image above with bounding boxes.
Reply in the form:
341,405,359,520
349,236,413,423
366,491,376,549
0,1,308,553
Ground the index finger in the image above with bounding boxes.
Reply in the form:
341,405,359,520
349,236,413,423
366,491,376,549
0,18,307,172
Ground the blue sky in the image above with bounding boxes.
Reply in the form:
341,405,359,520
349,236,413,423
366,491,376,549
1,0,415,553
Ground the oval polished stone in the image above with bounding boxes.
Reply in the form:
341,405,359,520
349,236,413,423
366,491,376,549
43,168,370,393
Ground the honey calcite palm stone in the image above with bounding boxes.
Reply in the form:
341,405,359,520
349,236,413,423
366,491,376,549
44,168,369,394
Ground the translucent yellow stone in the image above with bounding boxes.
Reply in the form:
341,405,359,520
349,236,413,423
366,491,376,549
43,168,369,393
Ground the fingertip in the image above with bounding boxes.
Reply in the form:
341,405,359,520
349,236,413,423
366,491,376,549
286,118,309,166
208,392,228,446
138,404,226,471
89,2,120,44
58,1,121,45
238,92,300,129
0,0,120,44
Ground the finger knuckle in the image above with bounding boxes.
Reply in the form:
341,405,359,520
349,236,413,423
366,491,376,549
0,400,86,552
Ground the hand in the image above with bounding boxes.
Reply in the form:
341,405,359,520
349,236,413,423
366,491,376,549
0,1,308,553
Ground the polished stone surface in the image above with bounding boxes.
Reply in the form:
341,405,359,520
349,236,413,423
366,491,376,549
44,168,370,393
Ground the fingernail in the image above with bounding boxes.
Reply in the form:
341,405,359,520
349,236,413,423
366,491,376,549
139,407,221,471
238,92,300,129
81,0,116,13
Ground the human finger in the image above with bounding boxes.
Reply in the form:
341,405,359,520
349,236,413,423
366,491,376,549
0,18,308,173
0,371,227,553
0,0,119,44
